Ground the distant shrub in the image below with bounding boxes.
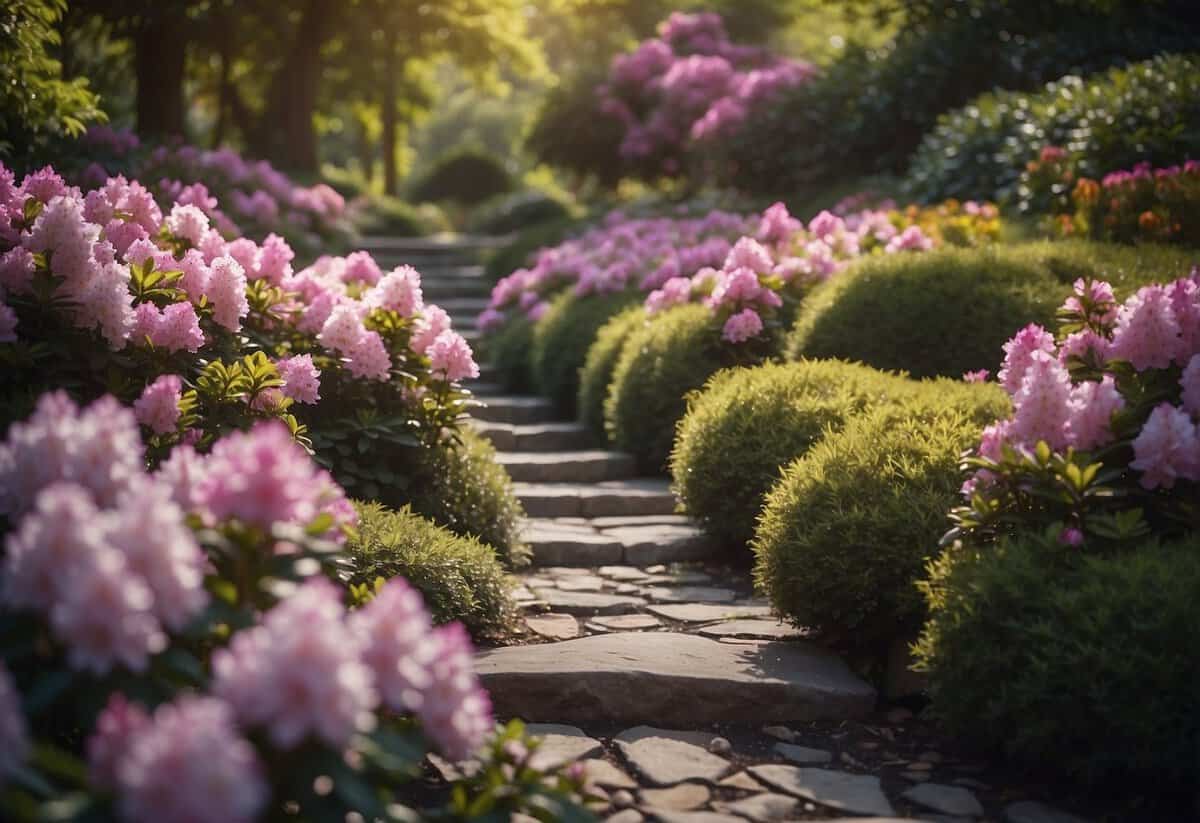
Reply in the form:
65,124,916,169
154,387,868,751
482,217,583,283
468,190,572,236
578,305,647,438
915,533,1200,798
532,289,641,417
355,195,444,237
350,502,518,638
752,387,1008,652
605,304,775,473
671,360,913,549
906,53,1200,204
482,315,536,392
411,149,514,207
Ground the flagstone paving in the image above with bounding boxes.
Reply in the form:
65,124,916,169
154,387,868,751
400,240,1097,823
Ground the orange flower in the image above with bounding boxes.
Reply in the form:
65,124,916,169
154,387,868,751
1072,178,1100,206
1138,211,1162,234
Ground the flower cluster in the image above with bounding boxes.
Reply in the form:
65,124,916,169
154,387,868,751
954,269,1200,548
0,393,501,822
598,12,815,175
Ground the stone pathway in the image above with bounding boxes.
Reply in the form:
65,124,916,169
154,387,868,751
377,236,1095,823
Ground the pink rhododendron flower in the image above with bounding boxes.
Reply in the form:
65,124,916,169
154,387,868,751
722,307,763,343
1130,403,1200,489
428,330,480,382
88,694,150,789
1066,375,1124,451
0,662,28,779
1058,328,1108,367
757,201,802,246
276,354,321,404
1058,527,1084,547
962,369,989,383
343,250,383,286
723,236,774,275
255,233,295,284
1108,284,1181,370
318,302,367,352
885,225,934,253
476,307,505,333
165,204,210,246
351,578,435,712
411,305,451,354
112,696,268,823
206,255,249,332
134,374,183,435
153,445,208,515
418,623,493,761
213,578,376,749
646,276,694,314
346,330,392,381
998,324,1057,394
1009,350,1072,451
20,166,72,204
369,265,424,316
0,247,34,294
1181,354,1200,417
1060,278,1117,326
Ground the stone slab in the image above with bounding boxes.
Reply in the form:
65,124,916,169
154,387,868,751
470,396,555,425
475,633,875,727
747,766,895,817
609,525,718,565
714,793,799,821
772,742,832,765
644,586,738,604
526,529,624,567
615,726,729,786
901,783,983,817
498,450,637,484
524,613,580,640
645,604,773,624
530,589,645,616
582,758,637,789
525,723,603,770
515,481,678,519
640,783,711,811
698,620,808,641
587,614,663,632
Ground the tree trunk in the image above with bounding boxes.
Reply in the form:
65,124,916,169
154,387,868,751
211,10,233,148
134,18,187,139
382,46,399,196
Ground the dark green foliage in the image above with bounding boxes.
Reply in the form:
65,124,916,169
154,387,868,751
752,388,1008,652
532,289,640,417
354,195,441,237
349,502,518,638
483,216,584,283
723,3,1198,196
468,190,572,236
483,315,536,392
410,148,514,207
578,305,646,438
402,429,528,566
788,243,1092,379
671,360,914,550
526,68,627,189
605,304,776,474
906,53,1200,204
915,534,1200,799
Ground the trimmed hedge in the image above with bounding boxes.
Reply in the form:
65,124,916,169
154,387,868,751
671,360,914,550
482,315,536,393
468,190,572,236
349,502,518,639
532,289,641,417
752,385,1008,653
403,428,528,566
410,149,513,207
605,304,777,474
578,305,646,438
906,53,1200,204
915,534,1200,799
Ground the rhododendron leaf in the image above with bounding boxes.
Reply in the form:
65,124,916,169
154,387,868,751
23,670,72,715
22,198,43,223
306,512,335,536
1035,441,1052,464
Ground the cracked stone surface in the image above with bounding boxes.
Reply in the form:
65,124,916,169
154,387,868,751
747,766,895,817
615,726,730,786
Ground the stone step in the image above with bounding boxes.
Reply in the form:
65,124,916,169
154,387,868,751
471,420,593,452
522,518,718,566
514,478,678,519
475,632,876,727
497,450,636,484
474,363,498,384
435,296,490,314
382,263,486,279
470,396,556,425
358,235,507,254
423,280,492,300
466,381,504,397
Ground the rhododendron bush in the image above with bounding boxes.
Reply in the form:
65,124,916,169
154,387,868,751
951,268,1200,549
481,198,998,350
0,397,589,822
597,12,816,178
0,161,480,502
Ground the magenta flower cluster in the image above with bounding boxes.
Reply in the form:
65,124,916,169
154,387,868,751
966,270,1200,496
598,12,815,173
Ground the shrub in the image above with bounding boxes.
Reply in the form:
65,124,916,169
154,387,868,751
354,194,444,237
671,360,913,549
578,305,647,437
906,54,1200,204
482,215,583,283
532,289,640,416
402,428,528,566
784,240,1199,380
410,149,514,207
605,304,775,473
468,190,572,236
349,502,518,639
482,314,536,392
752,386,1009,652
915,533,1200,798
525,68,627,189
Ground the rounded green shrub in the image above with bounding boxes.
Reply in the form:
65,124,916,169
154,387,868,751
483,216,582,283
915,534,1200,798
578,305,647,438
403,428,528,566
532,289,640,417
605,304,776,474
468,190,572,236
482,315,535,393
752,385,1008,652
410,149,513,207
349,502,518,639
672,360,914,550
787,244,1067,379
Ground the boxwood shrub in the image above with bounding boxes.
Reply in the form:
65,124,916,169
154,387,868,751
671,360,914,550
906,53,1200,204
752,386,1008,654
467,190,572,236
915,534,1200,800
482,315,536,392
410,148,513,207
578,305,647,438
605,304,777,473
402,428,528,566
349,502,519,639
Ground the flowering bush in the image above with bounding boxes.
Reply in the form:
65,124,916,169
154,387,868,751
951,268,1200,550
0,395,589,821
1026,154,1200,245
596,12,815,177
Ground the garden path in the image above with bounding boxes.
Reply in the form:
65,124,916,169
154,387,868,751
362,235,1093,823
